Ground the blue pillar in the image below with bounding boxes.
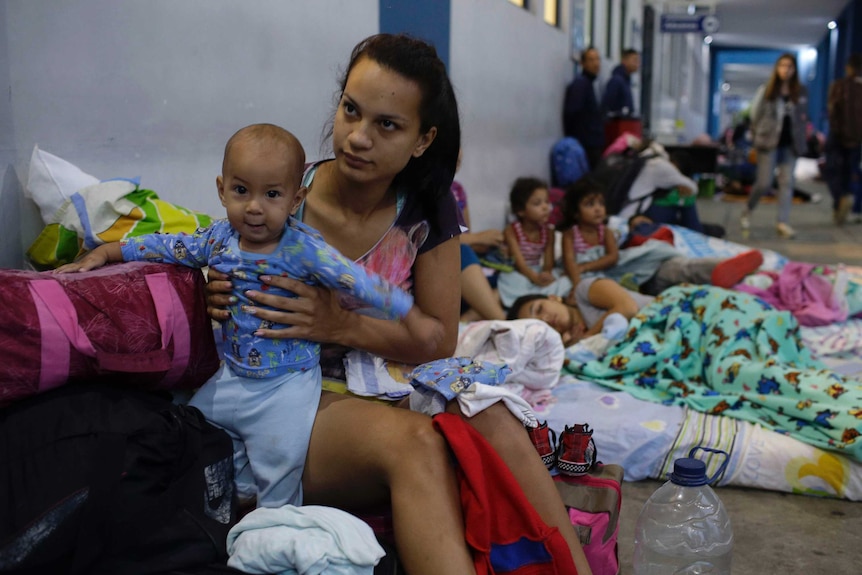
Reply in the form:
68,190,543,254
379,0,451,69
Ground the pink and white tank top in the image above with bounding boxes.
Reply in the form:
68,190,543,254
512,221,549,266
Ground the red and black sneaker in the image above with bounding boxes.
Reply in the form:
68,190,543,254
526,421,557,470
556,423,597,476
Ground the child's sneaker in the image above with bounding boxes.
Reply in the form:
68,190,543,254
526,421,557,470
556,423,597,476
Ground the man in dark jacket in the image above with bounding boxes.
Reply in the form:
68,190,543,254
563,47,604,169
825,52,862,225
602,48,640,117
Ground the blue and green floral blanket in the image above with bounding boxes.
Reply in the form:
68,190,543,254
565,285,862,462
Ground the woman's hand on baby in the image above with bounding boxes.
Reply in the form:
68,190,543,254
205,268,235,321
246,275,349,343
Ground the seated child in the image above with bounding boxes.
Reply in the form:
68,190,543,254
497,177,572,308
557,177,620,288
56,123,423,509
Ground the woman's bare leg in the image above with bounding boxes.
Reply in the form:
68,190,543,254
459,402,594,575
461,263,506,321
303,392,476,575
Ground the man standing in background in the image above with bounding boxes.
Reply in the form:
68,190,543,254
563,47,605,169
825,52,862,225
603,48,640,117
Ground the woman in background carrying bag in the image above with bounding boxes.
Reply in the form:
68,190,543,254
741,53,808,238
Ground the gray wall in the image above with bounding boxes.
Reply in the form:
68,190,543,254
451,1,574,229
1,0,616,268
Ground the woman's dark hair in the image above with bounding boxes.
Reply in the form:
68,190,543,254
509,177,548,216
506,294,548,321
556,177,605,231
764,52,802,102
327,33,461,233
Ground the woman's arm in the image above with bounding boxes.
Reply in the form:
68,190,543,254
241,237,460,364
578,229,619,274
581,278,641,339
504,224,542,284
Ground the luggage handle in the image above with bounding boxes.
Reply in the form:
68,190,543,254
29,271,191,387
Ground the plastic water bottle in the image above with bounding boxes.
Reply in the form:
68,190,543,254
633,447,733,575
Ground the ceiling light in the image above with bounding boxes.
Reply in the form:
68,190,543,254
704,35,713,44
828,21,837,30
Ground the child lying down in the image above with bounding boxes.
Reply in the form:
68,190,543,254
509,279,862,462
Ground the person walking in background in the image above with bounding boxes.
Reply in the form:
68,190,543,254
563,47,605,169
825,52,862,225
741,53,808,238
602,48,639,118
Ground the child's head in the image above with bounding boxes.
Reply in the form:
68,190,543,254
557,177,606,230
507,294,574,335
509,177,551,225
218,123,307,252
628,213,654,232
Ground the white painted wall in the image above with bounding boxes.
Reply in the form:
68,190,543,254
450,0,575,231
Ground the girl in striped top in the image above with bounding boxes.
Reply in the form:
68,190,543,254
497,177,572,308
559,177,620,288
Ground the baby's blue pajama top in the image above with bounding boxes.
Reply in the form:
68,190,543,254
121,217,413,379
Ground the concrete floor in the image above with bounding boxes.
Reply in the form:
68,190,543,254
616,179,862,575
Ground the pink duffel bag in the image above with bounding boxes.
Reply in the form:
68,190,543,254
0,261,220,405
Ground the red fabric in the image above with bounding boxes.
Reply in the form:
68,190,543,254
623,225,675,248
433,413,579,575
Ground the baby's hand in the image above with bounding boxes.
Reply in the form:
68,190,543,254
53,249,109,274
534,271,555,286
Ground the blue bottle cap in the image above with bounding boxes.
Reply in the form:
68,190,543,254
669,457,708,486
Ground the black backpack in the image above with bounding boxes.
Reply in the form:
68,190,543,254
591,151,655,216
0,384,237,575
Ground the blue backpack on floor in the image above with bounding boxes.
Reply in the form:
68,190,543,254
551,137,590,187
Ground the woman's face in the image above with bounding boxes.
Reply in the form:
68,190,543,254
776,58,795,82
332,56,436,186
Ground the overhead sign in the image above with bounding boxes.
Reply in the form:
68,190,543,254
660,14,720,34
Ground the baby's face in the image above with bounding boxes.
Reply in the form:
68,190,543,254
218,139,305,253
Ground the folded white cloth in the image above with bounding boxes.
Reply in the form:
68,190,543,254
409,382,537,427
455,319,564,390
227,505,386,575
344,350,412,399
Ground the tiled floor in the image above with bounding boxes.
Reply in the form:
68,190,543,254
616,179,861,575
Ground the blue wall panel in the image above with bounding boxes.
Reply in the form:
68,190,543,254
379,0,451,69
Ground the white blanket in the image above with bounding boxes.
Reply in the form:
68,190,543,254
455,318,565,390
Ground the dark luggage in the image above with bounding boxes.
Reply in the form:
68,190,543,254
0,384,237,575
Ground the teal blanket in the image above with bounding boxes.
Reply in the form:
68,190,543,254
565,285,862,461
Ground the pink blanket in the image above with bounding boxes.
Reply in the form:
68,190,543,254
735,262,846,326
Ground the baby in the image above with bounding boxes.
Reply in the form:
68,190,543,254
57,123,422,508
